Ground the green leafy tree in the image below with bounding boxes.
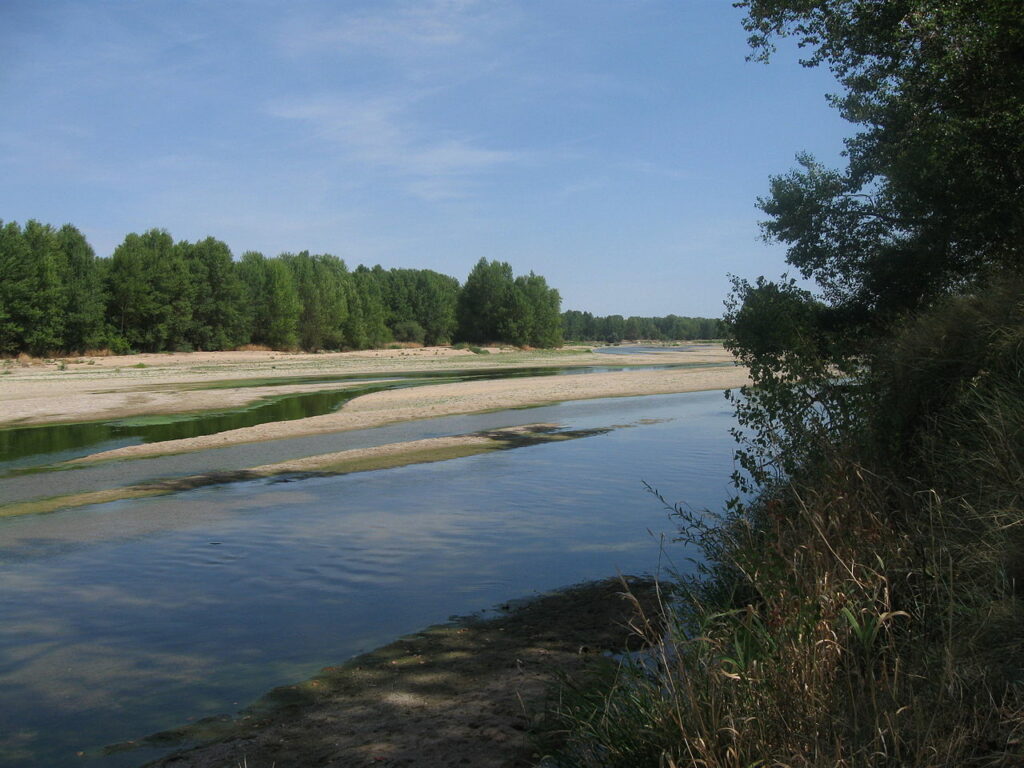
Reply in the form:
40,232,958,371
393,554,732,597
20,220,70,354
57,225,107,352
561,310,592,341
727,0,1024,493
456,258,515,344
414,270,459,345
182,237,247,350
106,229,192,352
349,267,391,349
456,260,562,347
0,221,35,354
514,272,562,347
738,0,1024,332
377,268,459,346
281,251,349,351
238,252,301,350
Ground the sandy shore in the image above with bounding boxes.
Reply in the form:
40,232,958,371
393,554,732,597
0,344,736,429
0,344,747,517
72,364,748,464
0,423,618,518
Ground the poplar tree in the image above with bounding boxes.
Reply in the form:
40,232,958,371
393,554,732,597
0,220,34,355
58,224,106,352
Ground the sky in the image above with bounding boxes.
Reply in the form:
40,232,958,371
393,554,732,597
0,0,850,318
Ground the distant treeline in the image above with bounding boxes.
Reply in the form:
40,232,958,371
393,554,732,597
561,310,726,342
0,220,565,355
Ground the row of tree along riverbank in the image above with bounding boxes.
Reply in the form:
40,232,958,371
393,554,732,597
0,221,723,356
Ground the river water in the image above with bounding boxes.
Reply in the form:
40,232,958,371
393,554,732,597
0,390,737,767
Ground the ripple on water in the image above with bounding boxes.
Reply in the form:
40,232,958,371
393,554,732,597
0,390,738,768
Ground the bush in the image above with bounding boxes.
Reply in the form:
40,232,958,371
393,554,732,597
391,320,426,345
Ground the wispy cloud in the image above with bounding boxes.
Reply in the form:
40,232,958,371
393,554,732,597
276,0,508,58
265,1,526,200
267,94,520,200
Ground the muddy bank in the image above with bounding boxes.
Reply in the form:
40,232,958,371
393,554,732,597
123,578,659,768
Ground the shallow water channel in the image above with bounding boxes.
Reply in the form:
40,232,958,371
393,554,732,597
0,390,737,767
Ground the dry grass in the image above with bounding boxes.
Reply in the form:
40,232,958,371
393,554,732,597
545,450,1024,766
232,344,274,352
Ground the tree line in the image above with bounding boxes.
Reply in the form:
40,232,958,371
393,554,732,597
0,220,726,356
0,222,574,355
561,310,726,342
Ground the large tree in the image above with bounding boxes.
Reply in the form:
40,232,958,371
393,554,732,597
58,224,107,352
0,221,35,355
106,229,192,352
280,251,350,351
727,0,1024,490
237,251,301,350
455,259,563,347
738,0,1024,332
456,258,516,344
513,272,562,348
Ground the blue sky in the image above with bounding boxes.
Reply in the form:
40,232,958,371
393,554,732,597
0,0,849,317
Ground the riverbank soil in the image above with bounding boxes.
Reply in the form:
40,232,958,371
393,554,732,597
135,578,659,768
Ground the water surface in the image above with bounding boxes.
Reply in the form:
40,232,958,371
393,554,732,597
0,390,737,768
593,344,700,355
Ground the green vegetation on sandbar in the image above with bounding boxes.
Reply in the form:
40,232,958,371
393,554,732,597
540,2,1024,765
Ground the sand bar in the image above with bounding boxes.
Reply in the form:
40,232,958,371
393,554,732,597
0,344,735,428
71,364,748,464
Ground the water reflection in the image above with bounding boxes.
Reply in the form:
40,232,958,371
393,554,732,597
0,391,737,768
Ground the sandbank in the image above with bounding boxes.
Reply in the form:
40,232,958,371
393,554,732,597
0,344,735,428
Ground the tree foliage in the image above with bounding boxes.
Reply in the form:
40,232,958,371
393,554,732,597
0,221,566,354
562,310,726,342
377,267,459,346
738,0,1024,332
455,258,562,347
727,0,1024,493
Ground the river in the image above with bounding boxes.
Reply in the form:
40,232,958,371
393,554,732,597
0,389,737,767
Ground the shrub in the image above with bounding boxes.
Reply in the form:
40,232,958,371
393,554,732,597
392,320,426,345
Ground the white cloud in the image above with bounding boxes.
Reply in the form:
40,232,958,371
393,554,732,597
276,0,510,59
267,93,519,199
264,0,527,200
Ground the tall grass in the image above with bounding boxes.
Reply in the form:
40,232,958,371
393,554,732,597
540,280,1024,766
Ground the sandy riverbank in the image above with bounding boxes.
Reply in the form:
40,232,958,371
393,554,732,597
71,364,749,465
0,423,618,518
1,344,747,517
0,344,736,429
